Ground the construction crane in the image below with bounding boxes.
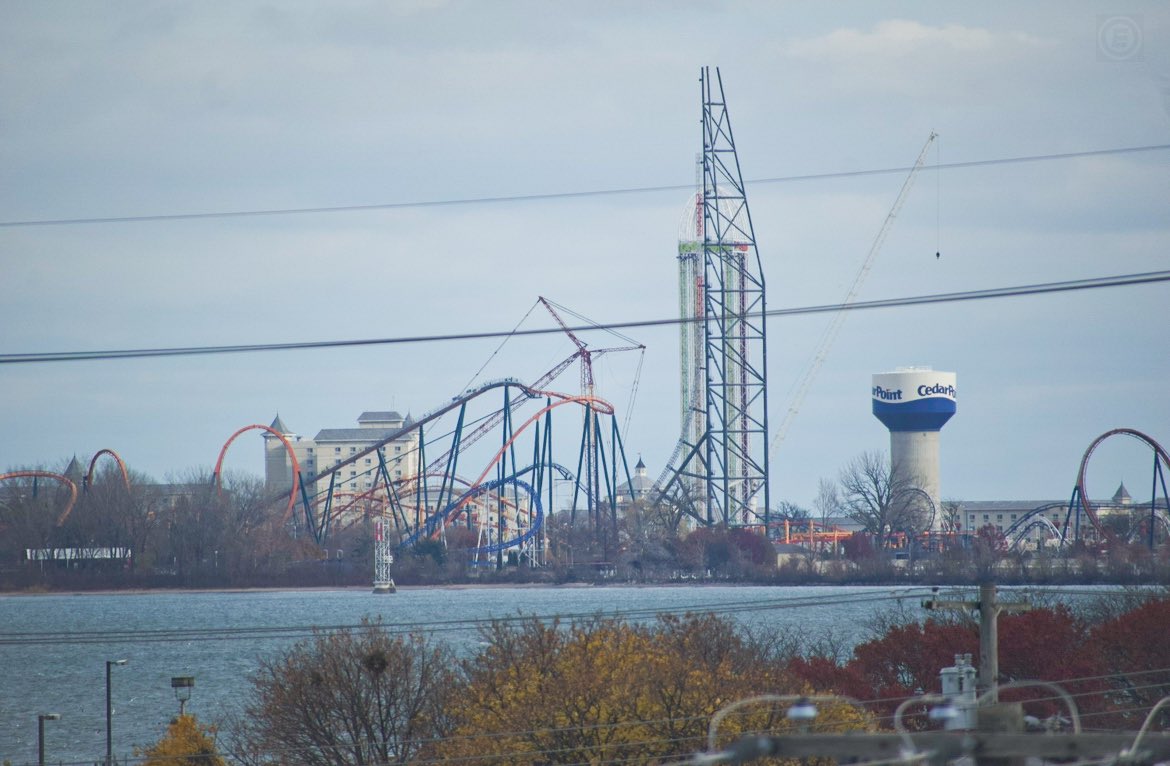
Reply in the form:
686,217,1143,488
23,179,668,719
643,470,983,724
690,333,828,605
538,296,645,530
768,132,938,458
427,298,644,476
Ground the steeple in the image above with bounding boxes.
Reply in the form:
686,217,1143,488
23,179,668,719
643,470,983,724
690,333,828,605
1113,482,1132,505
63,455,83,481
269,414,291,436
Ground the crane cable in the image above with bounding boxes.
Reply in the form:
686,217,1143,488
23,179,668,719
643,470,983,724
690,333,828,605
769,132,937,458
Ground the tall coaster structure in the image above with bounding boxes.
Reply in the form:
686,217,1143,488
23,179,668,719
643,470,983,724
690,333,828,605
657,67,771,528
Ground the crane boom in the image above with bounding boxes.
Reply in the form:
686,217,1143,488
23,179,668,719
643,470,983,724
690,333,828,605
539,295,595,394
769,132,937,454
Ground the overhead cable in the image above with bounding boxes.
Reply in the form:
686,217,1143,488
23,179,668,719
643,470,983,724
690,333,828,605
1,269,1167,365
0,588,935,646
1,143,1166,228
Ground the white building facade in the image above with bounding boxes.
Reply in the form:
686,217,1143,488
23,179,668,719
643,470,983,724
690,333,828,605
264,411,420,500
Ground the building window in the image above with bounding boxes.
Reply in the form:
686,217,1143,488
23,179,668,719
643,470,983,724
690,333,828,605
365,458,371,465
335,447,341,454
395,446,401,453
350,447,357,453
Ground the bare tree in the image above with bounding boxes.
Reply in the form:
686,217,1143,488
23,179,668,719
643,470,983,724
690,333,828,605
940,499,963,535
837,451,930,548
774,500,811,521
813,478,840,528
231,621,456,766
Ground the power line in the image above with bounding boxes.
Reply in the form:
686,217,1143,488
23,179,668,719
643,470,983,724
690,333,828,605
1,269,1166,365
1,143,1166,229
0,589,935,646
0,585,1157,648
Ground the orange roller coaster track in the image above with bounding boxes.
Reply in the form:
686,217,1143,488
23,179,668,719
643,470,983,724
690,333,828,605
85,448,131,490
214,424,301,524
0,471,79,526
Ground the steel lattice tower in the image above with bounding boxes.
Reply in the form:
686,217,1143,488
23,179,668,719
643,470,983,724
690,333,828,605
698,66,770,527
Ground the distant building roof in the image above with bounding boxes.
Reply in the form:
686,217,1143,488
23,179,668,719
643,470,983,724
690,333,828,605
616,473,655,498
269,414,291,434
314,428,405,443
358,411,403,424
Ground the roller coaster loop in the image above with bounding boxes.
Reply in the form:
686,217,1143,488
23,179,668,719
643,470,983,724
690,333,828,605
214,424,301,524
0,471,79,526
1069,428,1170,547
85,448,130,491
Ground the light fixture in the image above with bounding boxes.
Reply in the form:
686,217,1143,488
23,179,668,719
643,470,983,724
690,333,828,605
705,694,860,755
894,692,954,758
928,698,959,722
786,698,819,722
171,676,195,716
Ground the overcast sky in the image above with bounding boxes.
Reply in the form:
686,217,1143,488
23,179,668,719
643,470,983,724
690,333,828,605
2,1,1168,511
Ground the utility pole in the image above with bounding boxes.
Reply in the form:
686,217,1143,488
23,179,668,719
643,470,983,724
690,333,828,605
922,582,1031,702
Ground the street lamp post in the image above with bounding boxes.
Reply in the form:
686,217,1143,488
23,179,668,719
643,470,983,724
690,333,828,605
171,676,195,716
38,713,60,766
106,659,128,766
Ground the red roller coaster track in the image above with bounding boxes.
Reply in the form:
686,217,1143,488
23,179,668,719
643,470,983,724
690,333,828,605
214,424,301,523
1074,428,1170,539
86,448,131,490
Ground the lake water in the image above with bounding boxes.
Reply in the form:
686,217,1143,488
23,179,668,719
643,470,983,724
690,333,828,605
0,584,1095,764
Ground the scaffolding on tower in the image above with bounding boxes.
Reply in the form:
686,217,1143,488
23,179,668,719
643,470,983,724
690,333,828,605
654,67,770,529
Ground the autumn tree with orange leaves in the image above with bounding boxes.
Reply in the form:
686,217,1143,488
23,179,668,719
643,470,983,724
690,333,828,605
430,613,871,766
138,715,226,766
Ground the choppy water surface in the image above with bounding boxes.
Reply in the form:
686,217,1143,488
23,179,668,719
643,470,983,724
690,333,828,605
0,584,1096,763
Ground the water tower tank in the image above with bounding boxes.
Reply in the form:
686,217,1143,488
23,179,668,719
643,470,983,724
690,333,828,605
871,368,957,530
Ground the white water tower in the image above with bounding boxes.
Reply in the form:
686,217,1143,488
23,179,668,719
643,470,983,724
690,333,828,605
871,367,957,530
